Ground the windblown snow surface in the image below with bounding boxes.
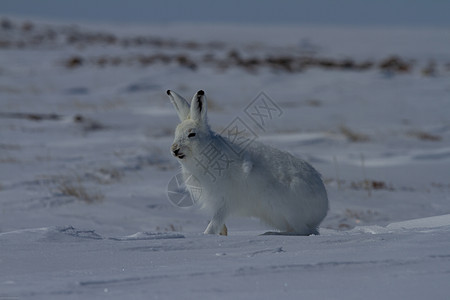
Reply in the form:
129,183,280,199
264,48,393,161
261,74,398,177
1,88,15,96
1,18,450,299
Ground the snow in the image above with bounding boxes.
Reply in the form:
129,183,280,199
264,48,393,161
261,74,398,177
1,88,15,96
1,17,450,299
2,221,450,299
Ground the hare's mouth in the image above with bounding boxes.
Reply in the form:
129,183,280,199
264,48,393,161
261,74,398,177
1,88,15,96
172,147,185,159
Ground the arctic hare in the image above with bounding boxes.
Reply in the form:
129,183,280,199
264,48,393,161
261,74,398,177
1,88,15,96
167,90,328,235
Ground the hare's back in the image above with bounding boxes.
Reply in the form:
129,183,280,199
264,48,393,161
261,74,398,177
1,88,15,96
247,142,326,196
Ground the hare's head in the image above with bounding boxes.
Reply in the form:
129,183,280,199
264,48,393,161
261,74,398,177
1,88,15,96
167,90,211,161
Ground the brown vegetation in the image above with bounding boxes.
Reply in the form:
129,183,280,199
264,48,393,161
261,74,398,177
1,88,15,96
56,175,104,204
3,18,445,75
408,130,442,142
339,125,370,142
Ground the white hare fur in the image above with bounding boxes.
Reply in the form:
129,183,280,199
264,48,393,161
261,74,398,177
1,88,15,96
168,90,328,235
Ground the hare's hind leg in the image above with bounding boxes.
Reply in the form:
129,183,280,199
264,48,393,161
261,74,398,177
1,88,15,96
203,219,225,234
219,224,228,236
203,223,227,235
204,220,227,235
204,206,228,235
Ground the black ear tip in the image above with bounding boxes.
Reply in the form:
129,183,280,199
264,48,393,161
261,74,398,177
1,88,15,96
166,90,171,95
197,90,204,96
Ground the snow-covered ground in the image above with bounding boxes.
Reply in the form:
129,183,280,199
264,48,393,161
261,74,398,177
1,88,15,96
1,17,449,299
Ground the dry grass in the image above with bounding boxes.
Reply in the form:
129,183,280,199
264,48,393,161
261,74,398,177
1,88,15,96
155,224,182,232
0,150,19,164
0,156,19,163
90,167,123,184
73,114,105,132
339,125,370,142
305,99,322,107
408,130,442,142
350,179,394,192
325,178,394,192
0,143,21,151
56,175,104,204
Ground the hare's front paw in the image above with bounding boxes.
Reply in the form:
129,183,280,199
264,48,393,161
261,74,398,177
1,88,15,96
204,221,219,234
204,222,227,236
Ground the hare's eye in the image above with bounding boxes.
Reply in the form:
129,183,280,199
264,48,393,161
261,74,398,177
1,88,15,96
188,132,196,138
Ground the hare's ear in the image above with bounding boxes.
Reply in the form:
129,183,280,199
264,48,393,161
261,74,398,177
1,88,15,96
167,90,190,121
190,90,207,123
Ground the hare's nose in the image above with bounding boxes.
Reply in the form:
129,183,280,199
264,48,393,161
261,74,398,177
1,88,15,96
171,144,180,155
